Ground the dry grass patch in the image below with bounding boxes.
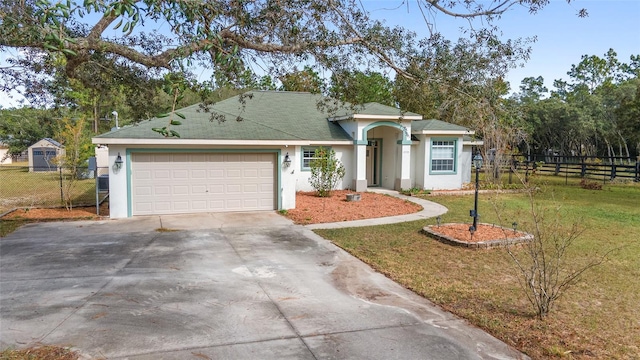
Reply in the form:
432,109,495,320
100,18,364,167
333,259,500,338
0,345,79,360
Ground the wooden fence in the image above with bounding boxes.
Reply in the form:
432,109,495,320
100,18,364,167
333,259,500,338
507,155,640,184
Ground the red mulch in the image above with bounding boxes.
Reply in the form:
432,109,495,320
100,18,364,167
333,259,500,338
285,190,422,224
2,203,109,220
428,223,526,242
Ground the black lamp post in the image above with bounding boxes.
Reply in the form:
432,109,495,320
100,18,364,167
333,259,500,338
469,153,483,234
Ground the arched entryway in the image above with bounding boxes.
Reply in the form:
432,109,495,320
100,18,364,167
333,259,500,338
353,121,412,191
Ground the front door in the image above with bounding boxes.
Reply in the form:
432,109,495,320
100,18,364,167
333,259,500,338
366,140,381,186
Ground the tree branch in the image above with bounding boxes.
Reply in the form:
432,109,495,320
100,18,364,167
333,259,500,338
425,0,517,19
218,29,362,54
87,13,118,41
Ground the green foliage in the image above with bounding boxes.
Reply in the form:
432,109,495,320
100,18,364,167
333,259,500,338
54,117,93,209
0,108,56,156
309,147,346,197
400,187,430,196
517,49,640,158
279,66,325,93
54,117,93,168
1,0,569,113
152,75,191,138
329,70,395,106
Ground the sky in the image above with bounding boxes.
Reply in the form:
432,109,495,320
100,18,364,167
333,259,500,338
365,0,640,93
1,0,638,108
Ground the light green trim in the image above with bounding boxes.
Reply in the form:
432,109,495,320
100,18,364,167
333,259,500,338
126,148,282,217
361,121,409,143
353,140,368,145
396,139,413,145
428,137,458,175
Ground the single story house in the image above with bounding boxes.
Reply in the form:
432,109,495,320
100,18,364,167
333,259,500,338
93,91,480,218
28,138,64,172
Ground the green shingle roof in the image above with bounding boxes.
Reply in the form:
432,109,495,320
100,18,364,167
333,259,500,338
411,119,470,133
95,91,355,141
350,102,421,117
94,91,466,141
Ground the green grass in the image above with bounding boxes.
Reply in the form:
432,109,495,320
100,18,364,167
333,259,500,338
0,219,28,237
316,176,640,359
0,165,97,214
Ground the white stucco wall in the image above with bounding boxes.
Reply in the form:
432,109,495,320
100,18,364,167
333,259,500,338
413,135,427,188
106,145,128,218
418,135,466,190
461,145,473,184
294,144,354,192
334,119,359,141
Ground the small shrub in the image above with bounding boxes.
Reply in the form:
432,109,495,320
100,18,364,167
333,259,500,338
400,187,424,195
579,178,603,190
309,147,346,197
501,184,610,319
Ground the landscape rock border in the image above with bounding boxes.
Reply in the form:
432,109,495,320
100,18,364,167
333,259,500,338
422,223,533,249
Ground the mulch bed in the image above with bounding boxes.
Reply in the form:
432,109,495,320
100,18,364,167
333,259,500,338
2,203,109,220
284,190,423,224
423,223,533,248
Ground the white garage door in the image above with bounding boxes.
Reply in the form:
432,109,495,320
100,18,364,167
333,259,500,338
131,153,275,215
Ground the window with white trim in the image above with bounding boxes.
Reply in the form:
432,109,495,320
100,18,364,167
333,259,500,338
431,140,456,173
302,147,319,170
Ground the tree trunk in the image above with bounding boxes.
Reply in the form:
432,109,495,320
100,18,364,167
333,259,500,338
93,97,99,133
616,130,630,162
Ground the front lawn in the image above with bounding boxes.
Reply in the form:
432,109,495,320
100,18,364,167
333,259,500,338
315,177,640,359
0,165,96,214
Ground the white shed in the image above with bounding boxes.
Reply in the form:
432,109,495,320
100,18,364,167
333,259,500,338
28,138,65,172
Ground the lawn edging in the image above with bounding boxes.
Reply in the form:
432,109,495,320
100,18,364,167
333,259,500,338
422,223,533,249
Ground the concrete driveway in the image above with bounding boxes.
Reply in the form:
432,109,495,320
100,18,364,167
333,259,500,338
0,212,527,359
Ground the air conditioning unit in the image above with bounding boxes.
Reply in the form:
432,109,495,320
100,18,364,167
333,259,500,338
98,174,109,192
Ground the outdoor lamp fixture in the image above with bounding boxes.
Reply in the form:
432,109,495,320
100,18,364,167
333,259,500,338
113,152,123,172
469,153,484,234
436,215,442,227
473,153,484,170
283,152,292,168
512,222,518,232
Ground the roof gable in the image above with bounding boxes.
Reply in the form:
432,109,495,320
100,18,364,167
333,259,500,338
29,138,63,148
95,91,353,142
411,119,471,133
356,103,421,117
